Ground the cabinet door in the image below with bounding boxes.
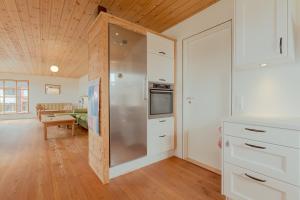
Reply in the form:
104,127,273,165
147,53,174,83
147,32,174,58
234,0,288,67
224,163,300,200
148,117,174,155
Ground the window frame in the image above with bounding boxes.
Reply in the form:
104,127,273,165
0,79,29,114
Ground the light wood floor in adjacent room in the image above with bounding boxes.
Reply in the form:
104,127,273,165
0,119,225,200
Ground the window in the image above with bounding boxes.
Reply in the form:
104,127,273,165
0,80,29,114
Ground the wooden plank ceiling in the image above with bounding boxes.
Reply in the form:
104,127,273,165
0,0,217,78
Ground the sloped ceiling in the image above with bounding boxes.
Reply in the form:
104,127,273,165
0,0,217,78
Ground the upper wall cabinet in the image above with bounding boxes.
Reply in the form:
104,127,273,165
147,33,174,59
147,33,175,83
148,53,174,83
234,0,295,68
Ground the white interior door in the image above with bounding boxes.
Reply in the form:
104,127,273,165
183,22,232,172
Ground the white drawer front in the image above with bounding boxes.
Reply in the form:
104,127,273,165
147,32,174,59
148,118,174,155
224,163,300,200
152,133,174,155
223,122,300,148
224,136,300,186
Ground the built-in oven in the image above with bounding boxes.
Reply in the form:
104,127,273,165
148,82,174,119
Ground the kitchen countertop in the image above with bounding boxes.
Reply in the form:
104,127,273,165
223,116,300,131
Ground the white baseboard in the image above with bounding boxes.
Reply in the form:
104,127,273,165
185,157,221,175
109,150,175,179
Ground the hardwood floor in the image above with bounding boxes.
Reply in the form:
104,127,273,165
0,119,225,200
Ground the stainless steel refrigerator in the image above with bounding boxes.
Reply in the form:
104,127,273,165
109,24,147,167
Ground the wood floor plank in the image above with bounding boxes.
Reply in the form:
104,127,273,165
0,119,225,200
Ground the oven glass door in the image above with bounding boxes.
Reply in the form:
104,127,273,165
150,90,173,116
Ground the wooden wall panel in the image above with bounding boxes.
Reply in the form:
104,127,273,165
88,16,109,184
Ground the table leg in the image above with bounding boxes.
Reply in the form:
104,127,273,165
71,123,75,136
44,125,47,140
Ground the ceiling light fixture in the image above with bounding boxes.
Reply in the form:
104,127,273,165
260,63,267,67
50,65,59,73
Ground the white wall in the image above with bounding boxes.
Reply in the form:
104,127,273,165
232,1,300,118
78,74,89,97
165,0,300,159
0,73,79,120
163,0,234,158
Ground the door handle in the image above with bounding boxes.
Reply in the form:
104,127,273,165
144,75,147,100
244,173,266,183
279,37,283,54
186,97,193,104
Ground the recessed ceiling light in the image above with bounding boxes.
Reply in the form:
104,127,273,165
115,32,119,36
50,65,59,73
260,63,267,67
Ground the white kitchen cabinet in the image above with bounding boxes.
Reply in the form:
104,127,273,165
147,53,174,83
147,32,174,59
223,122,300,149
148,117,174,155
222,118,300,200
224,163,300,200
147,32,174,83
234,0,295,68
224,135,300,186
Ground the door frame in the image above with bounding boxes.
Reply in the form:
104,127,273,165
181,20,233,173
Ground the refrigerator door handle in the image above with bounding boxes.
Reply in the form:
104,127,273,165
144,75,148,100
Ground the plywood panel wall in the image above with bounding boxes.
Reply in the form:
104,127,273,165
88,15,109,184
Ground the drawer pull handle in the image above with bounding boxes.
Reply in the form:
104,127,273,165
159,120,166,123
159,135,166,138
245,143,266,149
245,128,266,133
158,51,166,55
245,173,266,183
158,78,166,82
